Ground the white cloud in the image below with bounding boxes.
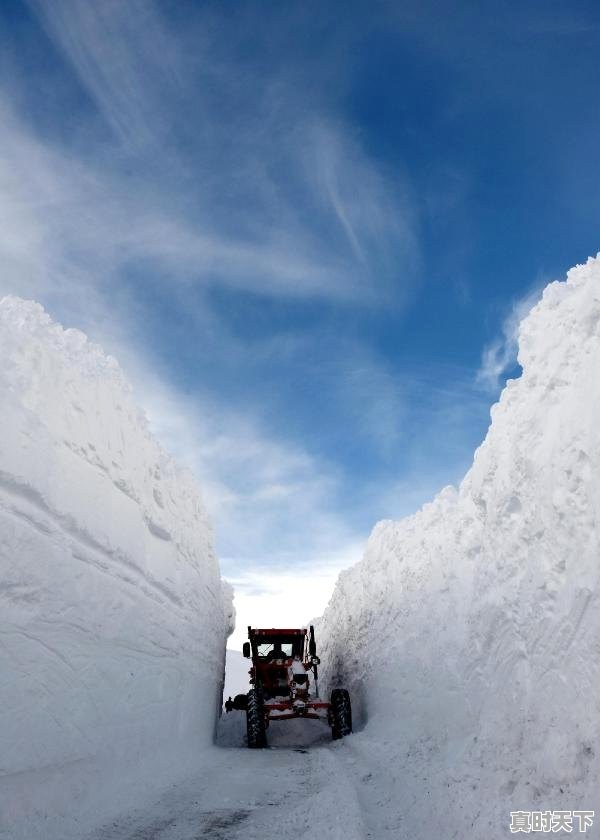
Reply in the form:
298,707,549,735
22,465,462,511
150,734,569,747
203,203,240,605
226,541,364,649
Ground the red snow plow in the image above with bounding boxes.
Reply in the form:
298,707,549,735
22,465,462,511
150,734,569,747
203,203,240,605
235,626,352,748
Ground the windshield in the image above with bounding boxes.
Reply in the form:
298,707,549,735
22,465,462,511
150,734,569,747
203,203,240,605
256,642,294,658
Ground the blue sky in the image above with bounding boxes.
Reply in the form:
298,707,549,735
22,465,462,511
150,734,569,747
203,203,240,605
1,1,599,643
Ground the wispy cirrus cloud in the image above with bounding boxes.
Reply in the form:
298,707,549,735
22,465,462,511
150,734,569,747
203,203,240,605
23,0,419,307
27,0,187,150
0,97,398,316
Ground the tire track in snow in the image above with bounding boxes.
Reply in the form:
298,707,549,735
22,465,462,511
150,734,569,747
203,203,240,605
323,738,411,839
88,741,367,840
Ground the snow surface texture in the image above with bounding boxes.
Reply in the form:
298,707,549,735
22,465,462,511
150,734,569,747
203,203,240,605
0,297,233,840
86,742,365,840
318,257,600,838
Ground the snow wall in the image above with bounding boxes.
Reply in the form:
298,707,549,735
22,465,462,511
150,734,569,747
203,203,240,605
319,257,600,836
0,297,233,840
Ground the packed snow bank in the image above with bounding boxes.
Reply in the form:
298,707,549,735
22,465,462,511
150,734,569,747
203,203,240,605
0,297,233,840
319,256,600,837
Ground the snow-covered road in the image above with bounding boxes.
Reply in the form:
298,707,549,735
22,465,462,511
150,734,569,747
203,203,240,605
87,719,380,840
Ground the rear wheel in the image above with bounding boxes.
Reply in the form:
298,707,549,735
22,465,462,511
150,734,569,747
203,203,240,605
330,688,352,740
246,689,267,748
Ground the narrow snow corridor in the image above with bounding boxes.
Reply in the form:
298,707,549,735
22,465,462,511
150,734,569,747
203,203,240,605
4,262,600,840
86,714,405,840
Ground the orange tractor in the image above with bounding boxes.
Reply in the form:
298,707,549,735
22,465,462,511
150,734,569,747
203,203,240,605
235,626,352,748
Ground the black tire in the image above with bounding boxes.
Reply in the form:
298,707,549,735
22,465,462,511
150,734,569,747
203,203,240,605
330,688,352,740
233,693,248,711
246,689,267,748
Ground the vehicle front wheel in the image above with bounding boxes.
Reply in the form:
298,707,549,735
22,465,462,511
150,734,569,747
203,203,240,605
330,688,352,740
246,689,267,748
232,693,248,711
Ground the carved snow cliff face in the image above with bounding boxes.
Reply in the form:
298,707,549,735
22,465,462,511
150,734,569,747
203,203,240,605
0,296,232,840
318,256,600,837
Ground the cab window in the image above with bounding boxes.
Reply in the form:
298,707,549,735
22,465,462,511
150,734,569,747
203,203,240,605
256,641,295,658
